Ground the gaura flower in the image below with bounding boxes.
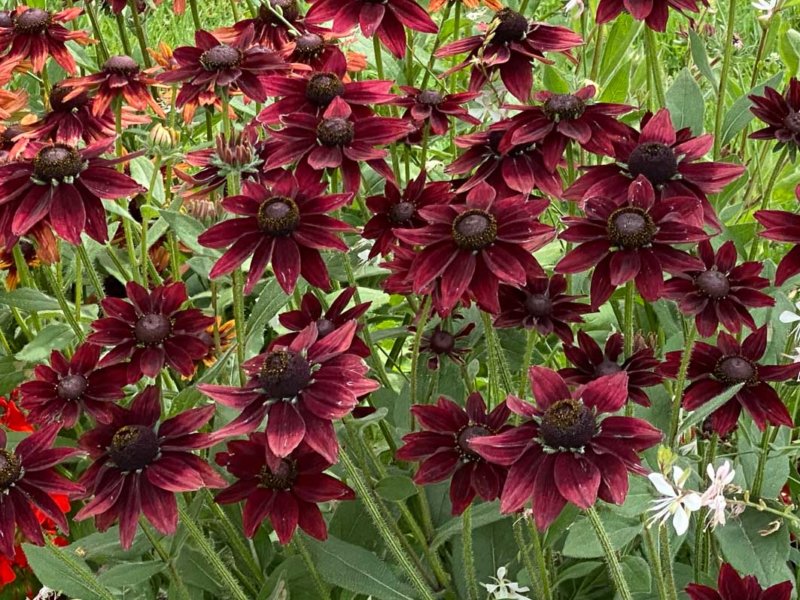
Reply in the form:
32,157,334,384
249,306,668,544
215,434,354,543
396,393,510,515
699,460,736,530
748,77,800,147
393,87,480,138
595,0,706,32
754,208,800,286
419,322,475,370
481,566,532,600
686,563,792,600
646,465,702,536
75,386,224,549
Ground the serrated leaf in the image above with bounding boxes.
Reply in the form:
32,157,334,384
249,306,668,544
24,543,115,600
666,68,705,135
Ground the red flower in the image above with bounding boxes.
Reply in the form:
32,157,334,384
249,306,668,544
435,9,582,102
0,424,82,558
0,138,144,246
75,386,224,549
596,0,706,32
363,170,455,258
217,0,307,49
396,182,554,315
754,209,800,286
420,321,475,370
88,281,215,380
200,322,378,462
686,563,792,600
380,244,417,296
660,327,800,436
0,390,32,432
559,331,663,407
283,30,350,72
663,240,774,337
393,87,480,138
564,109,745,230
19,344,129,428
397,393,510,515
749,77,800,147
198,169,352,295
264,96,413,193
556,176,707,307
305,0,437,58
470,368,662,529
215,434,354,543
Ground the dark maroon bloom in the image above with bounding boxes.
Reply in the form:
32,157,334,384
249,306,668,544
264,96,413,193
393,87,480,138
559,331,662,407
0,138,144,247
596,0,706,32
420,322,475,370
471,368,661,529
564,109,745,230
199,322,379,462
198,169,352,294
663,240,774,338
88,281,215,380
380,244,417,296
305,0,437,58
75,386,225,549
495,273,591,343
396,182,555,315
435,9,582,102
754,209,800,285
749,78,800,147
19,344,129,428
270,287,371,357
659,327,800,436
215,434,353,543
556,176,707,307
283,30,349,72
686,563,793,600
397,393,510,515
157,28,288,107
363,170,455,258
216,0,306,49
501,85,633,170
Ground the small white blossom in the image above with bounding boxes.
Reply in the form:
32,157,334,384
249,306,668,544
564,0,585,15
481,566,533,600
32,588,61,600
700,460,736,529
752,0,778,19
647,466,703,535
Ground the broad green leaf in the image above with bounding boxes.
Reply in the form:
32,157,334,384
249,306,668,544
98,560,165,588
430,502,506,551
0,355,25,395
130,155,165,204
245,279,290,357
689,30,718,90
739,422,791,499
621,556,651,594
375,474,418,502
15,323,73,362
678,383,743,436
24,543,115,600
666,68,705,135
542,65,570,94
598,61,631,105
562,511,642,559
599,15,641,86
159,209,209,256
778,27,800,79
720,71,784,145
0,288,61,312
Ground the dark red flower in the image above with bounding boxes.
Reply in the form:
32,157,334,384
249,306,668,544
659,327,800,436
0,424,82,558
501,85,633,170
397,393,510,515
282,30,349,72
396,182,555,315
0,138,144,246
19,344,129,428
363,170,455,258
380,244,417,295
564,109,745,230
263,96,413,193
199,322,379,462
75,386,224,549
663,240,774,337
216,0,307,49
0,6,91,74
495,273,591,343
270,287,371,357
435,9,582,102
305,0,438,58
420,322,475,370
749,77,800,147
215,434,354,543
686,563,792,600
596,0,706,32
556,176,708,307
157,28,288,107
754,209,800,285
471,368,662,529
393,87,480,138
88,281,215,380
198,169,352,294
559,331,662,407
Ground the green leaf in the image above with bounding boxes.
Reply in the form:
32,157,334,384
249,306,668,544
542,65,570,94
778,27,800,79
666,68,705,135
739,422,791,499
562,511,642,559
597,61,631,105
598,15,641,86
0,355,26,395
98,560,165,588
678,383,743,436
0,287,61,312
430,502,507,551
24,543,116,600
159,210,209,256
130,155,165,204
375,475,417,502
245,279,290,357
688,30,718,90
621,555,651,594
720,71,784,145
15,323,73,362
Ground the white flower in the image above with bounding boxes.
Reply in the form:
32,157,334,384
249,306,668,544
752,0,778,19
481,566,533,600
700,460,736,529
564,0,585,15
646,466,703,535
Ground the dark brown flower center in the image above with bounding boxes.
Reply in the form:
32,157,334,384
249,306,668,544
134,313,172,346
305,72,345,106
542,94,586,122
389,201,416,224
695,269,730,299
714,355,758,385
109,425,160,472
0,450,22,490
103,55,140,76
429,330,455,354
293,33,324,59
0,11,13,28
452,209,497,250
265,0,300,22
594,359,622,377
1,125,23,145
316,318,335,337
784,111,800,135
200,44,242,71
540,398,596,450
33,145,85,182
259,350,312,399
50,85,89,111
57,374,88,400
491,8,529,44
14,8,50,34
316,117,354,147
627,142,678,186
417,90,444,106
257,196,300,235
259,458,298,490
455,424,492,461
607,207,657,249
525,293,552,317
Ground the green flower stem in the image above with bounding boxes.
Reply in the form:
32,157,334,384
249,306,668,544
694,435,718,579
451,3,461,95
410,296,432,407
188,0,202,30
480,311,515,397
623,281,635,358
74,257,82,323
205,491,264,588
659,526,679,600
586,506,633,600
643,28,665,109
10,307,33,342
463,505,479,600
519,329,537,396
419,1,452,90
115,12,133,57
512,521,541,596
44,264,84,340
668,321,696,448
12,245,41,331
83,0,109,62
712,0,738,159
641,521,667,600
589,23,604,83
231,270,247,385
77,245,105,300
339,449,437,600
140,518,191,600
292,535,331,600
748,146,790,260
526,520,552,600
177,503,249,600
751,425,773,499
128,0,153,68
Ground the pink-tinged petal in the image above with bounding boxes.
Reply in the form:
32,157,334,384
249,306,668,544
242,488,274,537
554,453,601,509
269,490,300,544
198,384,262,408
640,108,676,145
529,366,571,410
266,402,306,458
469,424,537,466
499,448,544,513
581,372,629,413
140,479,178,535
413,450,459,484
